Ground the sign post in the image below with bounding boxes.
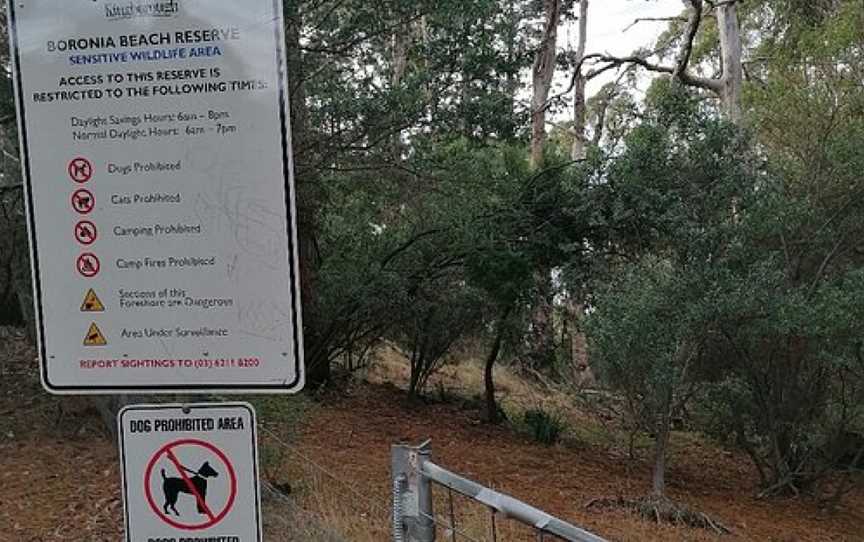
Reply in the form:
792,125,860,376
119,403,262,542
8,0,304,394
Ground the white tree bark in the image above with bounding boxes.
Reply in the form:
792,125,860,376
716,1,743,123
571,0,589,161
530,0,561,168
582,0,744,123
390,22,410,158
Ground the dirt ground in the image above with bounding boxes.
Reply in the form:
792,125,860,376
1,333,863,541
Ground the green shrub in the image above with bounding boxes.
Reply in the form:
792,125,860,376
523,408,567,446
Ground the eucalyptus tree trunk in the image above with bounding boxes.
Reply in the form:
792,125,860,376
285,0,329,386
503,0,519,139
571,0,589,161
390,20,410,158
527,0,561,374
652,421,670,497
716,1,743,123
651,386,675,498
528,268,556,373
530,0,561,168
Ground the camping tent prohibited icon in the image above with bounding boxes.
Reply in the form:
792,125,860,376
144,439,238,531
75,220,98,245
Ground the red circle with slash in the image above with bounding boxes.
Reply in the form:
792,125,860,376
71,189,95,215
68,157,94,183
76,253,100,278
143,439,238,530
74,220,98,246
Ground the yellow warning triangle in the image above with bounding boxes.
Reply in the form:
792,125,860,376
80,289,105,312
83,323,108,347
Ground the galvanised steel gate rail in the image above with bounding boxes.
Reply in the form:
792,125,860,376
392,441,608,542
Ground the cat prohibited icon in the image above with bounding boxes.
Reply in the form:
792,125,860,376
119,403,262,541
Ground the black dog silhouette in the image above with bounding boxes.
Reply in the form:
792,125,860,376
161,461,219,516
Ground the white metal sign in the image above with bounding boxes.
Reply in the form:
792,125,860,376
9,0,304,393
119,403,262,542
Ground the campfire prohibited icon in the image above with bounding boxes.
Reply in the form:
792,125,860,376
144,439,238,531
76,253,100,278
68,157,93,183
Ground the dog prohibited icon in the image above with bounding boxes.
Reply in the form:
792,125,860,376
71,189,95,215
144,439,238,530
74,220,97,245
68,157,93,183
76,253,100,278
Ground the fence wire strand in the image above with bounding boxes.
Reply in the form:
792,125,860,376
448,487,457,541
211,394,389,516
209,395,391,540
418,509,485,542
258,423,391,518
261,479,350,541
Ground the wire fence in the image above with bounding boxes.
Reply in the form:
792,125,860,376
257,407,604,541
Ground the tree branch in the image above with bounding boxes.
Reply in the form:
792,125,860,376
583,53,722,92
623,16,687,33
705,0,740,8
808,236,846,298
561,0,726,100
378,229,445,271
675,0,703,80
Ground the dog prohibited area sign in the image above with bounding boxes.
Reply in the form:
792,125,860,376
119,403,261,542
9,0,304,394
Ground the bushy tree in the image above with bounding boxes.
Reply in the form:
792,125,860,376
587,258,704,496
692,3,864,498
586,87,752,507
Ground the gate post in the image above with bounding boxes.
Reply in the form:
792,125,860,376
392,440,436,542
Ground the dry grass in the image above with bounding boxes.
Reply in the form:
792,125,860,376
365,343,626,450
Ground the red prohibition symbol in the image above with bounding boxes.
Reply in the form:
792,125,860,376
68,157,93,183
144,439,238,531
71,189,95,215
74,220,97,246
76,252,100,278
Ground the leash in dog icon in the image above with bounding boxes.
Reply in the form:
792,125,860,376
161,457,219,518
144,439,238,531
